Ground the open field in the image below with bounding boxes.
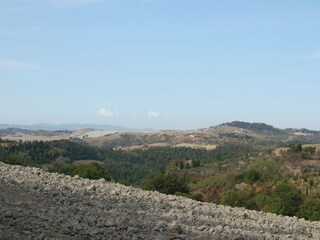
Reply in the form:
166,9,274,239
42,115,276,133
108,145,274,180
2,134,70,142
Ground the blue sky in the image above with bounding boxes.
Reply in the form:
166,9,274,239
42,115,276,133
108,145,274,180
1,0,320,130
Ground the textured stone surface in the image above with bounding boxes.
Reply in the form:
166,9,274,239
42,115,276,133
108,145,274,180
1,162,320,239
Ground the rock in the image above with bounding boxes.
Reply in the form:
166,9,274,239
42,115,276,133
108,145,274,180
198,225,206,231
1,162,320,240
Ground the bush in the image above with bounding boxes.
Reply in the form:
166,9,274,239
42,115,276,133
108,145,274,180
254,194,271,210
140,173,189,195
237,169,262,183
220,189,252,207
298,197,320,221
48,157,75,175
191,193,204,202
73,163,110,180
302,146,316,154
265,183,302,216
49,158,110,180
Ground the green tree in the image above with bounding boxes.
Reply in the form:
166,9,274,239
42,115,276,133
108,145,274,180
220,189,252,207
298,197,320,221
239,169,262,183
48,156,75,175
141,173,189,195
179,161,184,170
73,163,110,180
303,146,316,154
254,194,271,210
192,159,200,168
265,183,302,216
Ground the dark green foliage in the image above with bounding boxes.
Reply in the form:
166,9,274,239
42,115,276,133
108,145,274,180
141,173,189,195
254,194,271,210
289,143,302,153
225,121,286,135
73,163,110,180
191,193,204,202
302,146,316,154
0,139,225,185
0,139,104,164
0,151,36,167
2,137,320,220
212,143,255,161
105,146,227,185
265,183,302,216
220,189,252,207
247,159,281,182
179,161,184,169
48,157,75,175
237,169,262,183
106,160,152,185
298,197,320,221
192,159,201,168
49,158,110,180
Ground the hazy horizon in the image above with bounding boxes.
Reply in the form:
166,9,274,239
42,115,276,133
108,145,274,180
1,1,320,130
1,120,320,132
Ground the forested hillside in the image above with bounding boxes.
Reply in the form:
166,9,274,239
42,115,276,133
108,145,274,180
2,122,320,221
222,121,286,135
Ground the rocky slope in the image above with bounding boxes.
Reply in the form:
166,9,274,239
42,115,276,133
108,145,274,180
1,162,320,240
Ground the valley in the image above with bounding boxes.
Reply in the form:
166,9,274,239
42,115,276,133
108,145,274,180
1,121,320,222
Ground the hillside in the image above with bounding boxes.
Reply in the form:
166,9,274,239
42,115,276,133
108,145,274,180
2,121,320,222
222,121,286,135
1,121,320,149
0,123,133,131
1,162,320,240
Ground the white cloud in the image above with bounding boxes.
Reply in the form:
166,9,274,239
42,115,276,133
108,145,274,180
97,107,117,117
148,110,161,118
0,59,40,69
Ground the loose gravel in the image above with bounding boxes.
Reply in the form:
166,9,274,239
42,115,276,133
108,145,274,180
1,162,320,240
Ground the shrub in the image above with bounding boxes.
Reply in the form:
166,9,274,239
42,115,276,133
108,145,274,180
254,194,271,210
73,162,110,180
237,169,262,183
298,197,320,221
265,183,302,216
220,189,252,207
48,157,75,175
141,173,189,195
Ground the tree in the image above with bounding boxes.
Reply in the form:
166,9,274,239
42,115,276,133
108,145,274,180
254,194,271,210
73,163,110,180
192,159,200,168
238,169,262,183
220,189,252,207
140,173,189,195
303,146,316,154
265,183,302,216
298,197,320,221
48,156,75,175
289,143,302,153
179,161,184,170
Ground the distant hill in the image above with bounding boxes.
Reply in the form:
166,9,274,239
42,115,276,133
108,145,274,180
0,128,71,137
285,128,320,136
221,121,286,135
0,123,134,131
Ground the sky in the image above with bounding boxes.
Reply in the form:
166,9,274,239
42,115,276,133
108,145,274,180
1,0,320,130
